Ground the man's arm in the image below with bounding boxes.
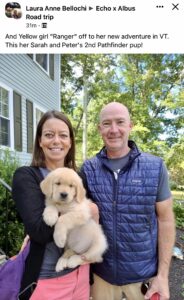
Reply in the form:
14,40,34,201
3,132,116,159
145,197,176,300
156,197,175,278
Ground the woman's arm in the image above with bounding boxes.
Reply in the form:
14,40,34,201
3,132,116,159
12,167,54,245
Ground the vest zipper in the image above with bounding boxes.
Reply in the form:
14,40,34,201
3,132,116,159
112,171,119,282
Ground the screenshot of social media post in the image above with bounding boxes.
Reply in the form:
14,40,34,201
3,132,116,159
0,1,183,300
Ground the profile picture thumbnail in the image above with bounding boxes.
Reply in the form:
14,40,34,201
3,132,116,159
5,2,22,19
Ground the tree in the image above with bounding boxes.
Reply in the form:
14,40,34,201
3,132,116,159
61,54,118,163
60,54,184,171
0,148,24,256
166,137,184,186
117,54,184,154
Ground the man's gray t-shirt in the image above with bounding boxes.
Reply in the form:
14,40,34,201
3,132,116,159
106,152,171,202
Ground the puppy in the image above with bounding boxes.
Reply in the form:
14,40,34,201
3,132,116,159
40,167,108,272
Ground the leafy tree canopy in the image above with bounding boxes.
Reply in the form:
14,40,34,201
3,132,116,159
60,54,184,184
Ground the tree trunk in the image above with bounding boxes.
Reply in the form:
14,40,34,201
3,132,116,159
82,76,88,161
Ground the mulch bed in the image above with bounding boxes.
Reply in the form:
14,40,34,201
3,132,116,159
169,228,184,300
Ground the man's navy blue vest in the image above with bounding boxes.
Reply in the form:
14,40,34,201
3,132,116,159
81,141,162,285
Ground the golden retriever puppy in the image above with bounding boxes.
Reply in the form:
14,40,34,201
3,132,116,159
40,167,108,272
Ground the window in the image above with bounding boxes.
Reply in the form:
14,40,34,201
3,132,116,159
13,92,22,151
36,107,44,126
26,101,45,153
26,100,33,153
27,54,55,80
0,84,21,151
36,54,48,71
0,86,10,146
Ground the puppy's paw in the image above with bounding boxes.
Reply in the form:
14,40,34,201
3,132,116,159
91,255,103,263
55,257,68,272
67,255,83,268
43,207,58,226
54,229,67,248
81,252,103,263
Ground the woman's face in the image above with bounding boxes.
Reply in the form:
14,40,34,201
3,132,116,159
39,118,71,169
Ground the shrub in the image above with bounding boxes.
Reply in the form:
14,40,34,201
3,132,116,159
0,148,24,256
170,180,178,190
173,201,184,229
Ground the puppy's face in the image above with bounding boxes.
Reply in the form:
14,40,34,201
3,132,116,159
40,168,86,206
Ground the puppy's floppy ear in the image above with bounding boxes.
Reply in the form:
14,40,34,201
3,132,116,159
76,177,86,203
40,174,53,198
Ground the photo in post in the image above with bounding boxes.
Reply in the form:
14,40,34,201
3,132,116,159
5,2,22,19
0,0,183,299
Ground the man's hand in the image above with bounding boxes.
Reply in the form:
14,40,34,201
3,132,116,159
144,275,169,300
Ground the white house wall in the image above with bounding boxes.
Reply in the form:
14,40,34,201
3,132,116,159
0,54,60,165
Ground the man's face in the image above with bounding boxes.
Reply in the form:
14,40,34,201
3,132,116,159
98,104,132,157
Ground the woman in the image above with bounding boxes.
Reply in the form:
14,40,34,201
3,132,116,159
12,110,95,300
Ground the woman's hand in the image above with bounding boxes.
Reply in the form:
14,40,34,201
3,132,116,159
89,202,99,223
19,235,30,252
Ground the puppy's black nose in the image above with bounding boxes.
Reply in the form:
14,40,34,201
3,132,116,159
60,192,68,200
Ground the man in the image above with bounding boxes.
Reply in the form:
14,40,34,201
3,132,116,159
80,102,175,300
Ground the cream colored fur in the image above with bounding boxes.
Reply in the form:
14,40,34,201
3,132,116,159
41,167,108,272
